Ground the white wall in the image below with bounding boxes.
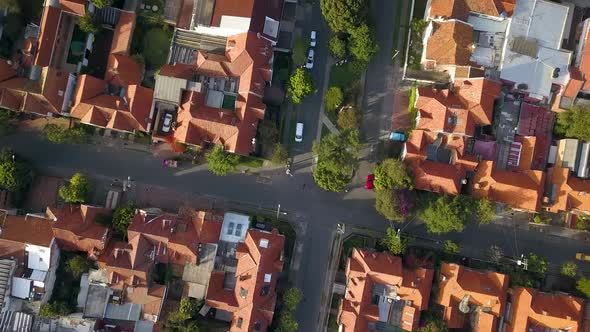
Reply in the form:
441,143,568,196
25,241,52,272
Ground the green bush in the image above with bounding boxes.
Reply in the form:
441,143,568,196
206,144,240,176
328,34,347,59
142,28,171,70
65,255,91,278
443,240,461,254
577,278,590,298
561,261,577,278
59,173,91,204
373,159,413,190
113,204,136,236
287,68,316,104
324,86,343,114
78,13,99,34
381,227,406,255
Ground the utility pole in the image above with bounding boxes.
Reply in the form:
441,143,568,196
276,203,280,221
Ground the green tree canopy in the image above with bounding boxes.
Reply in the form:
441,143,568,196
283,287,303,312
206,144,240,176
527,253,548,275
39,302,70,318
276,312,298,332
113,204,136,235
65,255,90,278
43,124,88,144
142,28,171,70
473,198,496,224
287,68,316,104
418,316,448,332
78,13,99,34
555,105,590,141
337,106,361,130
348,23,379,63
577,278,590,298
320,0,366,32
324,86,343,114
561,261,577,278
59,173,91,204
329,34,347,59
92,0,113,8
375,189,403,221
271,143,289,165
0,149,33,194
0,0,20,13
313,130,360,191
443,240,461,255
420,195,466,233
381,227,406,255
374,159,413,190
164,298,202,331
292,38,308,67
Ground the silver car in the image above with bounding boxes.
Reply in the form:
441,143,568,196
305,49,314,69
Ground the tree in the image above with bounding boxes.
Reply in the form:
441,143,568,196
113,204,136,235
292,38,308,67
313,130,360,192
39,302,69,318
527,253,548,275
375,189,403,221
0,149,33,194
320,0,365,32
337,106,361,130
561,261,577,278
0,0,19,13
276,312,298,332
92,0,113,8
329,34,347,59
283,288,303,312
349,23,379,63
324,86,343,114
271,143,289,165
577,278,590,298
555,105,590,141
65,255,90,278
164,298,202,332
443,240,461,255
178,298,200,320
373,159,413,190
473,198,496,224
78,13,99,34
287,68,315,104
58,173,91,203
487,245,503,263
419,315,448,332
142,28,171,70
381,227,406,255
206,144,240,176
420,195,465,234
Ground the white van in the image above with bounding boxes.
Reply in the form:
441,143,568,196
295,123,304,142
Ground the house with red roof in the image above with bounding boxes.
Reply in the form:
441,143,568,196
437,262,509,331
204,212,285,331
151,30,272,155
338,249,434,332
45,204,111,259
98,209,221,322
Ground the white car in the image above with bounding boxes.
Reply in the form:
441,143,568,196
162,113,173,133
305,49,315,69
295,122,304,142
310,30,317,47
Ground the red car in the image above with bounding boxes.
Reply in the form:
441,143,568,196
365,174,375,190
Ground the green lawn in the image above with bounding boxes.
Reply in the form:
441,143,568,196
238,155,264,168
329,63,362,90
143,28,172,70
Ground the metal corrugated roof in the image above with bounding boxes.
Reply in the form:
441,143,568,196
154,76,187,104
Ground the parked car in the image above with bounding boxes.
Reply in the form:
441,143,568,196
305,49,315,69
389,131,406,142
365,174,375,190
310,30,317,47
576,253,590,261
295,122,304,143
162,113,173,133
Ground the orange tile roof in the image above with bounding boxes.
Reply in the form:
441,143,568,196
46,205,111,257
471,160,545,211
507,288,583,332
105,54,142,86
109,11,136,55
429,0,511,20
164,31,272,155
127,209,222,266
516,136,536,171
426,21,474,66
126,284,166,320
60,0,86,15
580,20,590,92
546,167,590,213
416,78,501,136
437,262,509,331
0,214,54,247
71,75,153,132
206,228,285,332
35,5,61,67
404,130,479,195
339,249,434,332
